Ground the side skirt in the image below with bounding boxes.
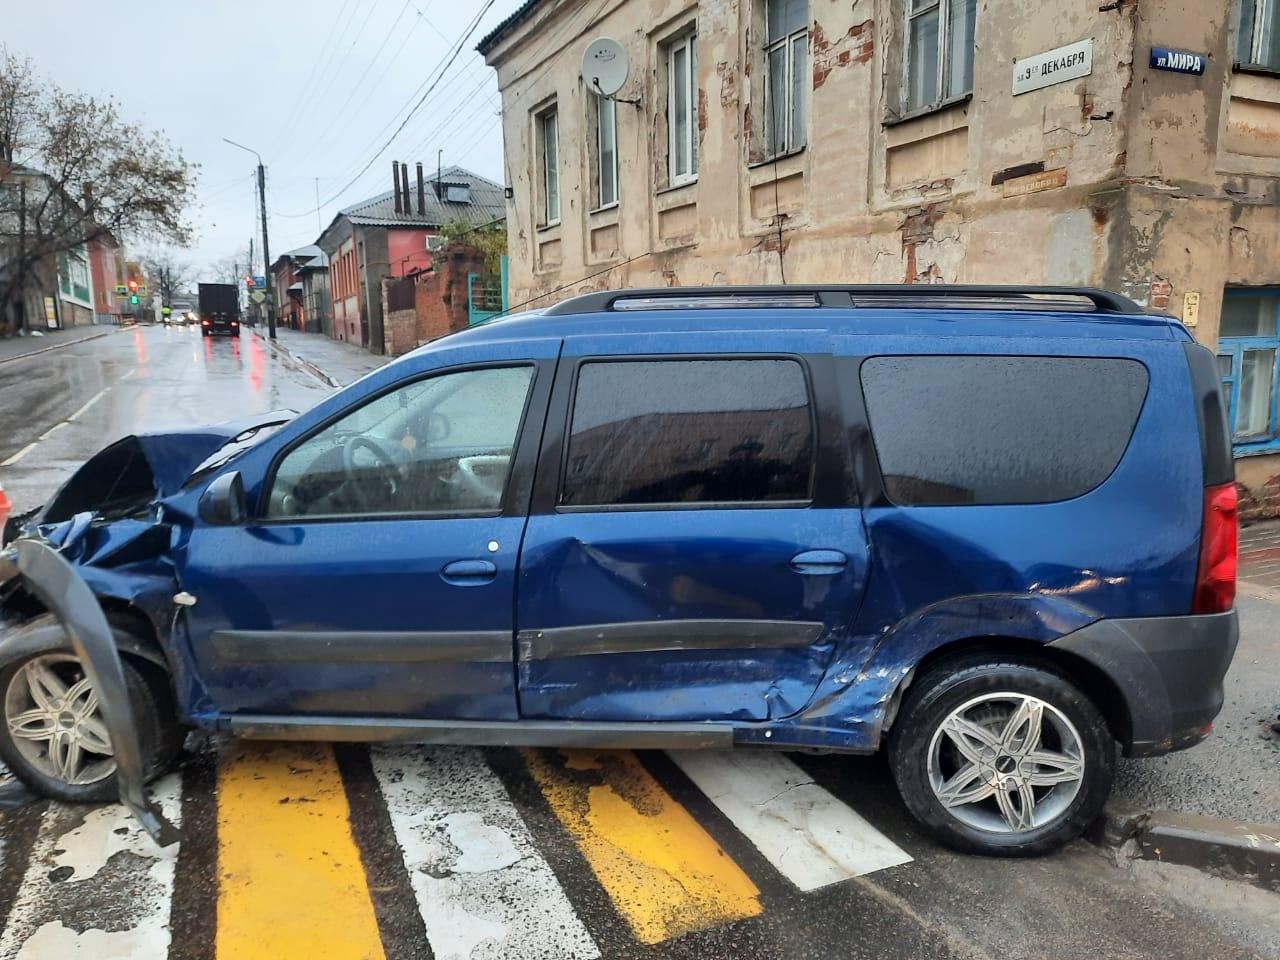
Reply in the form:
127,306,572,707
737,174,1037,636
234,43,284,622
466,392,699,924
225,715,738,750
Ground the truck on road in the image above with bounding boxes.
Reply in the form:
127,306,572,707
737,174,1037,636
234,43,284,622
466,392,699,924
197,283,241,337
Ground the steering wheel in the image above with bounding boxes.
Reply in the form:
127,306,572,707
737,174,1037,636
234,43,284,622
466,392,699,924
342,435,401,508
449,454,510,504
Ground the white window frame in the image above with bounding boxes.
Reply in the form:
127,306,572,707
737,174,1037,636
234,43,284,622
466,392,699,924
902,0,975,114
667,31,698,187
539,108,560,227
764,0,807,158
1237,0,1279,68
595,94,619,209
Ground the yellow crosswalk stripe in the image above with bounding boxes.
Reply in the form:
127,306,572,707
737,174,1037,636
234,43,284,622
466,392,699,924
523,748,762,944
215,743,386,960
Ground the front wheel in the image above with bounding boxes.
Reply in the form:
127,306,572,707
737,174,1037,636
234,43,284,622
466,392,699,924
0,643,178,803
888,657,1114,856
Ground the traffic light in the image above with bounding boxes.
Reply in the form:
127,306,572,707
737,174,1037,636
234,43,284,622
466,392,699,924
127,278,140,293
129,295,140,304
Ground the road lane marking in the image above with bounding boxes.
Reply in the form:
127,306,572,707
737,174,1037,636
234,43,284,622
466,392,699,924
38,422,67,441
669,751,912,890
523,748,761,944
215,743,385,960
66,389,106,422
0,443,36,467
372,745,599,960
119,369,136,381
0,775,182,960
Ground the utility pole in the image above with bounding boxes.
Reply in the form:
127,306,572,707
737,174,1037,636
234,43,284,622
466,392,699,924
224,138,276,340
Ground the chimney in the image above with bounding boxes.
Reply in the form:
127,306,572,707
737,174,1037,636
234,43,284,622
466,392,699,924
400,163,411,216
392,161,402,213
416,163,425,215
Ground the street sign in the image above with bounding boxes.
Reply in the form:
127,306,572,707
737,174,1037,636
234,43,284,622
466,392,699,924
244,275,255,288
251,290,266,304
253,275,265,290
1150,47,1206,75
1013,38,1093,95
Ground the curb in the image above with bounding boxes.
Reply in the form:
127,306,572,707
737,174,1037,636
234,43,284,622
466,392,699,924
1095,802,1280,893
255,331,342,388
0,326,122,366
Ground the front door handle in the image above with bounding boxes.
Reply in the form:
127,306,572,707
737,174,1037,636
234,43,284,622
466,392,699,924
441,559,497,585
790,550,848,574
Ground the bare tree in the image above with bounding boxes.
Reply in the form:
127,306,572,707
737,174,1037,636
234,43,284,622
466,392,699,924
0,52,197,332
141,251,194,305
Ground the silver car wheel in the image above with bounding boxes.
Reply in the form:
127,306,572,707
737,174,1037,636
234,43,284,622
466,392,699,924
926,691,1085,835
4,654,116,786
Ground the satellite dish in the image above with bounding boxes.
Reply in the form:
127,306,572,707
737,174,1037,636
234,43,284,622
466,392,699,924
582,37,629,97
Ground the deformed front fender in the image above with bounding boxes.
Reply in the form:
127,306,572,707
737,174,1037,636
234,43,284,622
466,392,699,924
0,541,179,846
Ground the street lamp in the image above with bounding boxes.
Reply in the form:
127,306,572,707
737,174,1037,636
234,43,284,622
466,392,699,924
223,138,276,340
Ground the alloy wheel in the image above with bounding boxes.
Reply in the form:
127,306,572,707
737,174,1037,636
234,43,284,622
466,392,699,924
926,691,1085,834
4,654,115,786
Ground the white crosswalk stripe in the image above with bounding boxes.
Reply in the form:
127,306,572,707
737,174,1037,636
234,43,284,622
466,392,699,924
669,751,912,890
371,745,600,960
0,774,182,960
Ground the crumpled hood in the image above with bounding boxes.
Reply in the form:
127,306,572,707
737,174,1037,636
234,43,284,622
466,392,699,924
37,411,294,525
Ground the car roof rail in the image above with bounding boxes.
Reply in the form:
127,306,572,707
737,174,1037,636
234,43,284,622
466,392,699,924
540,285,1146,317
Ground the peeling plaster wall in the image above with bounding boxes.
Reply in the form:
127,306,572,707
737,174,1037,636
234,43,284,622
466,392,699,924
484,0,1138,305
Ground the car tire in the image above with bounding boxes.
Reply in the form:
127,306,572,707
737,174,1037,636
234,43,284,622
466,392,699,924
0,620,180,803
888,655,1114,857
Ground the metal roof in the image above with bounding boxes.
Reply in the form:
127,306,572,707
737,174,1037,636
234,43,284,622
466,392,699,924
476,0,546,55
338,166,506,228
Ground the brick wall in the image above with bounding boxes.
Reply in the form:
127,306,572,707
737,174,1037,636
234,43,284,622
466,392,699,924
377,245,493,357
1239,476,1280,526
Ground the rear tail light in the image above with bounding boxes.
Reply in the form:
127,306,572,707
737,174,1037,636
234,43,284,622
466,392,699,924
1192,482,1237,614
0,484,11,542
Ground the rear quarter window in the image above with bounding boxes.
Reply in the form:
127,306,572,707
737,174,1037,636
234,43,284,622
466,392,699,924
860,356,1149,506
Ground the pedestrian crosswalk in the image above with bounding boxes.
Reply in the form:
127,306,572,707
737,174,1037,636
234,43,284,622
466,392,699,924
0,744,915,960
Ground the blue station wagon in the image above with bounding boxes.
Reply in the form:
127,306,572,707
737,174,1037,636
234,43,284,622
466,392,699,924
0,285,1239,856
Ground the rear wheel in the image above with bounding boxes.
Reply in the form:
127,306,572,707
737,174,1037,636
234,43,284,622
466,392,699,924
0,641,179,803
888,656,1114,856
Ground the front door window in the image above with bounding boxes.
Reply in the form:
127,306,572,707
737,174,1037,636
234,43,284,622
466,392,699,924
267,366,534,518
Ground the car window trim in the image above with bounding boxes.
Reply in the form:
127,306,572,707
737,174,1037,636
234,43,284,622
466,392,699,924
254,360,543,524
551,352,820,513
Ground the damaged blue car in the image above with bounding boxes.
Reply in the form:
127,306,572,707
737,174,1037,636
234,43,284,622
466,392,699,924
0,285,1240,856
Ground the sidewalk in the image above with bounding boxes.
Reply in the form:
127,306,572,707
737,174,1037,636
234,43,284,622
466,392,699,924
0,323,121,364
257,326,389,387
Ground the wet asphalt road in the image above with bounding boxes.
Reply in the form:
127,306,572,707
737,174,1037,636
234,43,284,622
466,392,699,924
0,324,331,514
0,326,1276,958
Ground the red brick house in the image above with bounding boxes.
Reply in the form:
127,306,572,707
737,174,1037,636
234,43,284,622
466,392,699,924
315,164,505,354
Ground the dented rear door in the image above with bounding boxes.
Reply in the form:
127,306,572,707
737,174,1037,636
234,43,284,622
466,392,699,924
515,329,869,722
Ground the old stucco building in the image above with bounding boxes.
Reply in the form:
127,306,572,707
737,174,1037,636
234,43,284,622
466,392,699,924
479,0,1280,509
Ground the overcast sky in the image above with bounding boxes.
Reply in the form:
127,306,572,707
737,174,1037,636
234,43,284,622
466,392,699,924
4,0,519,281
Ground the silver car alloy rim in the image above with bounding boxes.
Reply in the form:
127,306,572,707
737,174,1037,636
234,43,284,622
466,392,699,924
926,691,1085,835
4,654,115,785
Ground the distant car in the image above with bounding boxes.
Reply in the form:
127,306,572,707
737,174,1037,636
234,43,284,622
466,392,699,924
0,284,1239,857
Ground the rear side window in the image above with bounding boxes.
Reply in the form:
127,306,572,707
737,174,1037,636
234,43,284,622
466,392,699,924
860,356,1148,505
561,358,814,506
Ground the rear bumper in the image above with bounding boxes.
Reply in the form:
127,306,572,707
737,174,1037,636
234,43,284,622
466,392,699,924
1049,609,1239,758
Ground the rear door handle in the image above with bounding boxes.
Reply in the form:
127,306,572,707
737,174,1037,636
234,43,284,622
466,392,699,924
441,559,497,584
790,550,848,574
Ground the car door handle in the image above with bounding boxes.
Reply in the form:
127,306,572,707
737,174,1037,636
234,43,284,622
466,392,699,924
440,560,497,584
789,550,848,574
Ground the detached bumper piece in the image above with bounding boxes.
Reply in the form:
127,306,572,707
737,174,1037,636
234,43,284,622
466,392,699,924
0,540,180,846
1050,610,1239,758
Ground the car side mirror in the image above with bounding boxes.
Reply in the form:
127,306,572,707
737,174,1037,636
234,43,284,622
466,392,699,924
198,471,247,526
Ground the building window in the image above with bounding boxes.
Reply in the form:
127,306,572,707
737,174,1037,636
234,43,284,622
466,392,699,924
596,95,618,208
764,0,807,157
1236,0,1280,69
537,107,560,226
903,0,977,113
1219,289,1280,449
666,31,698,185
